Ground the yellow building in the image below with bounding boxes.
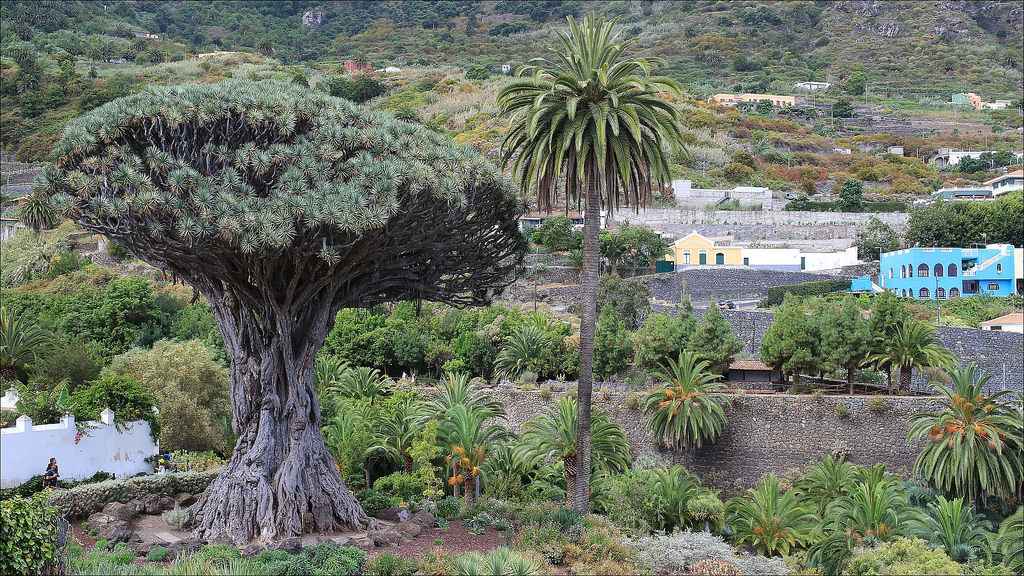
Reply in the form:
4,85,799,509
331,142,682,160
707,93,799,107
670,231,743,268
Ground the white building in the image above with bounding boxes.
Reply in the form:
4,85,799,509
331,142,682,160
929,149,1024,168
794,81,830,91
741,246,860,272
985,170,1024,197
979,313,1023,333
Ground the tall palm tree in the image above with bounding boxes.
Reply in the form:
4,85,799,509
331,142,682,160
908,363,1022,507
0,307,53,382
518,396,631,504
870,318,955,393
498,12,686,512
643,351,729,450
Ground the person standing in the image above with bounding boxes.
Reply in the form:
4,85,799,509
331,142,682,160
42,458,59,490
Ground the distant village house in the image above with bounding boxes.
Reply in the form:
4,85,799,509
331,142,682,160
708,93,801,107
793,81,830,91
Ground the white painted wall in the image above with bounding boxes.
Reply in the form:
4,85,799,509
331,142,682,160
1,410,157,488
742,247,859,271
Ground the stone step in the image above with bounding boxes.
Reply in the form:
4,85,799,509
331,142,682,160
152,531,181,544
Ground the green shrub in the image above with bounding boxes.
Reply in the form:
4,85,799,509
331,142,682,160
0,492,65,575
300,543,365,576
366,552,416,576
435,495,461,519
836,404,851,418
846,537,963,575
355,488,391,517
47,469,220,518
762,279,852,307
196,542,242,568
109,542,135,565
373,472,428,504
866,397,887,413
146,545,169,562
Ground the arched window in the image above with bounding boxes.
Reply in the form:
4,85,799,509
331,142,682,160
889,268,893,279
715,252,725,265
900,289,906,297
917,264,929,277
936,287,946,300
949,287,960,298
997,264,1003,274
919,287,930,299
934,264,943,277
948,264,958,277
901,265,906,279
908,266,913,278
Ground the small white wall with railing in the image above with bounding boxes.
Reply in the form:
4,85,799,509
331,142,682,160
1,408,158,488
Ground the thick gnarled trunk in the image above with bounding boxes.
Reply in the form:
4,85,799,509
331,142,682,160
187,291,373,544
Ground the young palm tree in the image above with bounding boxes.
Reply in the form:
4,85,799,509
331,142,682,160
727,474,815,557
643,351,729,450
440,403,508,501
908,363,1022,507
651,465,703,532
0,307,53,382
518,396,631,504
870,318,955,393
380,393,426,474
320,408,389,490
996,506,1023,575
498,12,686,512
493,326,548,380
427,371,506,420
17,186,58,241
795,455,858,516
908,495,994,563
326,366,393,404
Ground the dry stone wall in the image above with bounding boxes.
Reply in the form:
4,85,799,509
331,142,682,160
474,388,937,490
643,267,856,302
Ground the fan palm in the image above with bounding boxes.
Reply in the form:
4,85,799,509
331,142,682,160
493,326,548,380
727,474,815,557
0,307,53,382
908,363,1022,506
643,351,729,450
440,404,508,501
428,371,506,420
869,319,955,393
908,495,993,563
996,507,1023,576
498,11,686,512
518,396,631,504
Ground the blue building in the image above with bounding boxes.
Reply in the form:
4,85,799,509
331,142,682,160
879,245,1020,299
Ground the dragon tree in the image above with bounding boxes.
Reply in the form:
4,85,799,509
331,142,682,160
36,80,525,543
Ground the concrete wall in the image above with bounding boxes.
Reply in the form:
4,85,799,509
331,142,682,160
478,388,936,489
1,410,158,488
742,247,860,272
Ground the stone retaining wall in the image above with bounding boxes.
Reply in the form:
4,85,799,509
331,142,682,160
477,388,936,489
648,307,1024,394
642,267,855,302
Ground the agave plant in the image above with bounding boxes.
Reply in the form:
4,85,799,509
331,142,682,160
908,363,1023,506
908,495,993,563
519,396,631,503
643,351,729,450
727,474,815,557
996,507,1023,576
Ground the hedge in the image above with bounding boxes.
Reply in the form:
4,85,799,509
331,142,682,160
47,469,222,519
761,279,852,307
784,200,908,213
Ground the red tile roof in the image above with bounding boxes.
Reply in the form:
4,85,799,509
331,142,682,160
729,360,774,371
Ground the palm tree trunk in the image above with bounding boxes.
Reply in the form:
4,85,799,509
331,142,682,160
402,454,413,475
899,366,912,393
574,171,601,515
564,454,577,505
885,366,892,395
463,478,475,503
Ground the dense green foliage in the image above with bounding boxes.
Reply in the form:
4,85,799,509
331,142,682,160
762,279,853,307
904,192,1023,248
0,492,65,576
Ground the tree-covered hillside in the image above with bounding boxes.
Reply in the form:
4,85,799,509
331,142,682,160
2,1,1021,97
